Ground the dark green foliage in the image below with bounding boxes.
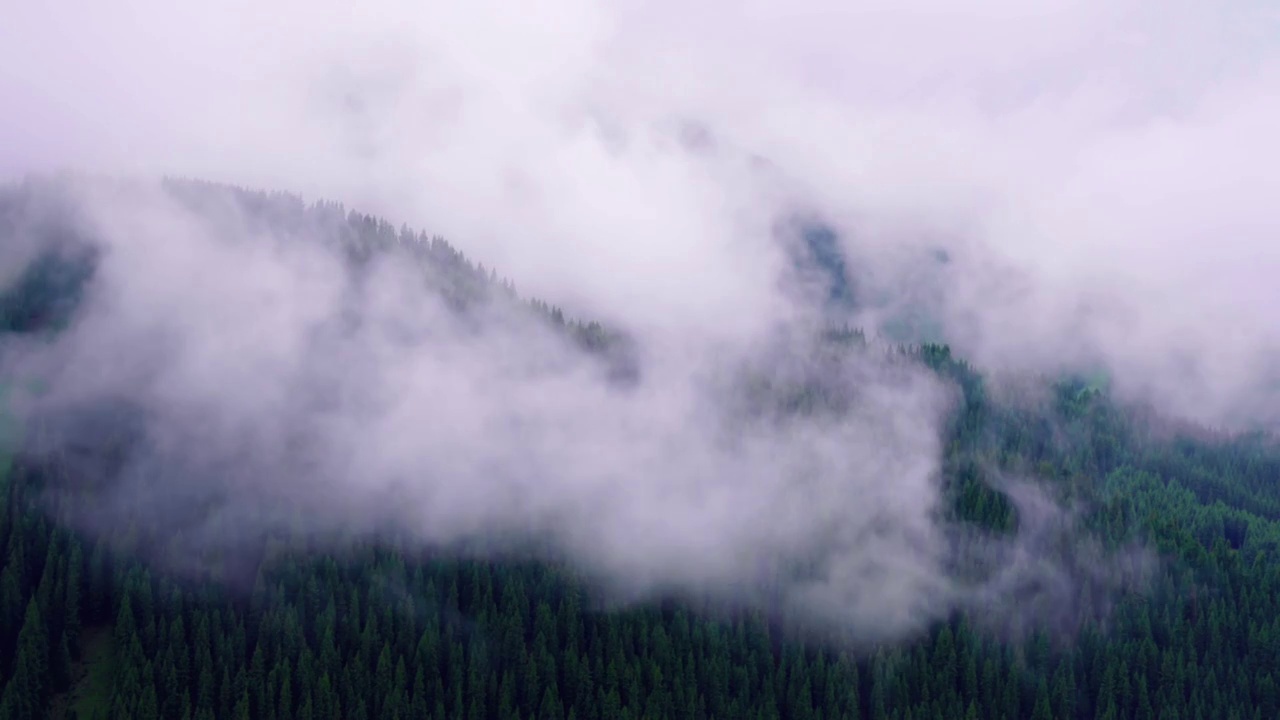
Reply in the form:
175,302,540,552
0,249,96,336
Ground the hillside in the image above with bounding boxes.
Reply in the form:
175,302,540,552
3,178,1280,720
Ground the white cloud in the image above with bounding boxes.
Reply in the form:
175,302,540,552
0,0,1268,640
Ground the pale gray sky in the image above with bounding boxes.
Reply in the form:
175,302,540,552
4,1,1278,425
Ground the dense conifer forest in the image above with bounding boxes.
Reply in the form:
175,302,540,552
4,180,1280,719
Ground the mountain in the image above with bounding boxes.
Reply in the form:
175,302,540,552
3,177,1280,720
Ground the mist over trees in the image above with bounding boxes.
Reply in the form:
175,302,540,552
0,178,1278,719
2,1,1279,717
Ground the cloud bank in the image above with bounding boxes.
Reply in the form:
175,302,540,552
5,0,1279,425
1,177,956,643
1,0,1264,640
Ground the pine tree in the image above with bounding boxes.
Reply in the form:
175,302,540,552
2,598,49,720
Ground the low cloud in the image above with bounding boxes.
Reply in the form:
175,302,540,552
5,0,1278,426
6,0,1265,641
0,178,1142,644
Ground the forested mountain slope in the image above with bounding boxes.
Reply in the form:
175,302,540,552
3,179,1280,720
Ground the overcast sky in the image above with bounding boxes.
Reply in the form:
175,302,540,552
5,1,1279,424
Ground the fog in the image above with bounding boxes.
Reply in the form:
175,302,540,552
5,0,1278,424
2,0,1267,639
1,177,972,643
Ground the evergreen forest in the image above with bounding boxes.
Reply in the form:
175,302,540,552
3,179,1280,720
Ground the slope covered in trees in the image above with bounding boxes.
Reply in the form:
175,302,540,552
3,179,1280,719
